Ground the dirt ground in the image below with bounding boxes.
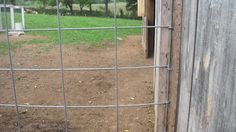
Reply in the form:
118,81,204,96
0,35,156,132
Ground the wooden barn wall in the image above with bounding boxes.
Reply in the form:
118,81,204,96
177,0,236,132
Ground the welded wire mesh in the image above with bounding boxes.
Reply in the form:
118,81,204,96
0,0,172,131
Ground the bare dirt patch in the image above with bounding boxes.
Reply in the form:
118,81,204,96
0,34,48,43
0,35,155,132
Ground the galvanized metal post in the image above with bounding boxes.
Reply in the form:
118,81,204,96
10,7,14,30
21,7,25,28
0,8,2,30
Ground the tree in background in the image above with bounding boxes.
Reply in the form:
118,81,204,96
104,0,111,16
37,0,48,9
63,0,74,14
88,0,93,13
76,0,89,13
47,0,57,7
34,0,56,8
6,0,16,5
126,0,137,16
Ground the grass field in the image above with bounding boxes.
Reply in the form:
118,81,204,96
0,13,141,55
3,13,141,45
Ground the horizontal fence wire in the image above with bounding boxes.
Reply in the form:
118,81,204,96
0,102,170,109
0,25,173,32
0,65,168,71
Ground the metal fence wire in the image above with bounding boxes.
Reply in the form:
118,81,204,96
0,0,173,131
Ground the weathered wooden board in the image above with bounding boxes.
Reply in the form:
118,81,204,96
188,0,236,131
177,0,236,131
154,0,172,131
176,0,199,131
146,0,155,57
141,16,148,57
166,0,182,131
138,0,145,17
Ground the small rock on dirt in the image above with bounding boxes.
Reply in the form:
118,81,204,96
117,37,123,41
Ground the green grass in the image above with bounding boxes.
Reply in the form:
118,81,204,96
0,13,141,55
24,13,141,45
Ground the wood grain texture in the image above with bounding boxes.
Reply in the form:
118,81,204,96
138,0,145,17
154,0,172,131
167,0,182,131
142,17,148,57
176,0,199,131
146,0,155,57
177,0,236,131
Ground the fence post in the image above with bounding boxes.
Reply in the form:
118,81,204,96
21,7,25,29
154,0,182,131
10,7,14,30
0,8,2,30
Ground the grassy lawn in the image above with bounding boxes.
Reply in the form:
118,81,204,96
0,13,141,55
25,14,141,45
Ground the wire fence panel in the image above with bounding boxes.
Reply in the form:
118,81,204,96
0,0,173,131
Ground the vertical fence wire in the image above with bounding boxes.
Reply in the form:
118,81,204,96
3,0,21,131
56,0,69,131
113,0,120,132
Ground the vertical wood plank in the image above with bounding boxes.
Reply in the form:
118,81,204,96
188,0,236,131
146,0,155,57
154,0,173,131
142,16,148,57
177,0,236,131
138,0,145,17
176,0,198,131
167,0,182,131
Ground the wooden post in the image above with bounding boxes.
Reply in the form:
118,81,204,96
146,0,155,57
142,16,148,57
138,0,145,17
154,0,172,131
154,0,182,131
166,0,182,131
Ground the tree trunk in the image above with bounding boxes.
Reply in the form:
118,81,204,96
105,0,109,16
69,4,73,15
89,3,92,13
80,6,83,13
